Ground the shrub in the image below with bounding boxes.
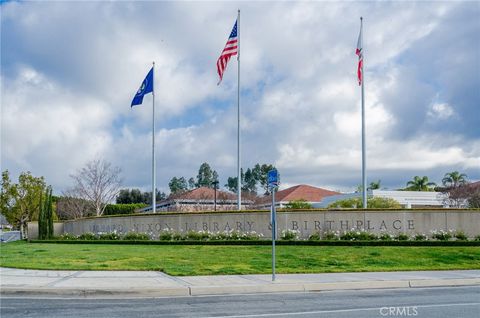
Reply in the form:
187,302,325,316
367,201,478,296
241,231,264,240
379,233,394,241
185,230,210,241
414,233,428,241
78,232,97,240
158,229,177,241
55,233,77,240
327,197,401,209
454,231,468,241
322,231,340,240
308,232,321,241
103,203,147,216
395,233,410,241
281,229,300,241
475,235,480,241
123,231,150,241
284,199,313,209
98,232,121,240
431,230,453,241
357,230,378,241
339,230,377,241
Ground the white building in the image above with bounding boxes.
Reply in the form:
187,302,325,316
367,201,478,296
315,190,448,208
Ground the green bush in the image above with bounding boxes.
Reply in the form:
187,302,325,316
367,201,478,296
308,232,321,241
395,233,410,241
55,233,77,240
339,230,377,241
284,199,313,209
185,230,210,241
103,204,147,216
123,231,150,241
327,197,401,209
414,233,428,241
454,231,468,241
29,239,480,246
475,235,480,241
98,232,121,240
431,230,453,241
280,229,300,240
322,231,340,240
379,233,394,241
158,229,177,241
357,231,378,241
78,232,97,240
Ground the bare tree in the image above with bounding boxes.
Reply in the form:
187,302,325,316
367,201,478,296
57,188,93,220
70,159,122,216
443,182,480,208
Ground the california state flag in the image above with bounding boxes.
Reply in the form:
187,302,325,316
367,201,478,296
356,19,363,86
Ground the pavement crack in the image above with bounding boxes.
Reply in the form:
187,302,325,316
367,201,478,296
155,271,192,287
45,271,84,287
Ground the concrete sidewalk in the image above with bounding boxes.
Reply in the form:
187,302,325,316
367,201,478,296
1,268,479,297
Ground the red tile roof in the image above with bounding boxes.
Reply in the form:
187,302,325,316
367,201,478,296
258,184,340,204
276,184,340,202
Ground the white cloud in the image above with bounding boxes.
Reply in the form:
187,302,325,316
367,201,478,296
1,1,479,196
427,102,455,120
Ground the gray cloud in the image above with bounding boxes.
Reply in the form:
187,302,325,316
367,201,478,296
1,1,479,196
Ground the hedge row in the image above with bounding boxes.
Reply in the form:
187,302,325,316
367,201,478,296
103,203,148,216
29,240,480,246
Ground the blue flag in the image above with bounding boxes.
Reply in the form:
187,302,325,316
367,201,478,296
131,67,154,107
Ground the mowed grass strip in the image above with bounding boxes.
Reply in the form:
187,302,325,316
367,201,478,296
1,241,479,276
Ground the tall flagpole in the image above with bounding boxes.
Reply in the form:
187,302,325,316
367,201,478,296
152,61,156,213
360,17,367,209
237,9,241,211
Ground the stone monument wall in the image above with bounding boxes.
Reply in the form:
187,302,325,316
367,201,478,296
51,209,480,239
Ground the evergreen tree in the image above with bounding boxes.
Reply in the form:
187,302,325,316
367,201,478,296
196,163,218,188
169,177,188,194
38,186,53,239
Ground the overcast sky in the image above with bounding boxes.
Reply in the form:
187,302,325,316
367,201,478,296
1,0,479,195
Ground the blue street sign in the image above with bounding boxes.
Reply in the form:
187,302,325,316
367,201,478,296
268,169,278,188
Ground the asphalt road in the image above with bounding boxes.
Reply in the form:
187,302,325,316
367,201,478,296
1,286,479,318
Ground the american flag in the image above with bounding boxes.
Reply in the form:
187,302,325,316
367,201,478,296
356,19,363,86
217,20,238,85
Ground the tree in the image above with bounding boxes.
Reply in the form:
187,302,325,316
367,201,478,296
242,168,257,194
1,170,46,238
69,159,122,216
116,189,144,204
226,164,276,195
253,164,276,195
327,197,401,209
169,177,188,194
405,176,436,191
442,181,480,208
225,169,244,193
57,188,93,220
196,162,218,188
38,186,53,239
188,177,196,190
285,199,313,209
142,189,166,203
368,180,381,190
442,171,468,189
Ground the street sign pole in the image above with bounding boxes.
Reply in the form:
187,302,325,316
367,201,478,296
267,169,278,282
271,186,276,282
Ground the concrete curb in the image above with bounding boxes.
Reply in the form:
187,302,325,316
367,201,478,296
0,287,190,297
1,278,478,297
408,278,480,288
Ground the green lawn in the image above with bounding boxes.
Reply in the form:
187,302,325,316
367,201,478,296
1,241,479,276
